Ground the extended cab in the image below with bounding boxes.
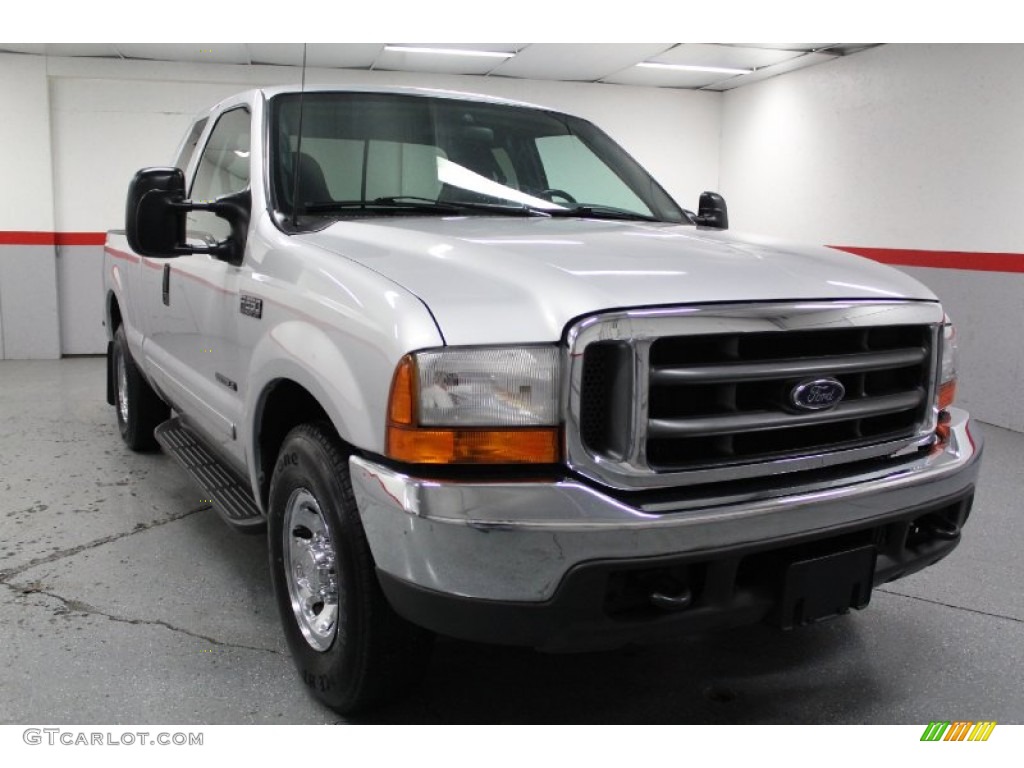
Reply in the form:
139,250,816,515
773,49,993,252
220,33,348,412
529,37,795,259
104,86,982,713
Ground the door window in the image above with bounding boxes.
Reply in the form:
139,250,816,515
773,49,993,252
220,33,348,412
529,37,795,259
188,108,251,244
172,117,208,173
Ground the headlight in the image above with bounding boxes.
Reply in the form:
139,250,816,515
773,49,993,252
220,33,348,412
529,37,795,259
938,315,958,411
386,346,561,464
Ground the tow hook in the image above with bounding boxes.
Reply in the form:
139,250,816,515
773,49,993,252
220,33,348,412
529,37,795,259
922,517,961,540
650,587,694,612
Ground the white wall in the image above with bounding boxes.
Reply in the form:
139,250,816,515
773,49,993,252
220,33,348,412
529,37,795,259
46,64,266,355
0,54,721,358
0,55,54,231
0,53,60,359
721,44,1024,431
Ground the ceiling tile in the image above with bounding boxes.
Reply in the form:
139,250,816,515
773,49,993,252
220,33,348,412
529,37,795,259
374,47,512,76
248,43,384,69
728,43,838,52
601,66,729,90
391,43,523,53
0,41,881,91
0,43,121,58
308,43,385,68
492,43,674,81
650,43,803,71
824,44,878,56
114,43,251,66
246,43,304,67
44,44,123,58
0,44,47,55
702,51,837,90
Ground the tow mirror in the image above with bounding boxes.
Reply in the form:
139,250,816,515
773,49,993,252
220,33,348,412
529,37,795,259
125,166,250,263
126,167,188,257
695,191,729,230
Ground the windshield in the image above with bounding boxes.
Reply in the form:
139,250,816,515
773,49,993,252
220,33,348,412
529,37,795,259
268,92,689,226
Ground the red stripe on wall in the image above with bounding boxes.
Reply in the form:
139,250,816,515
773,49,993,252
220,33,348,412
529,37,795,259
55,232,107,246
0,231,106,246
830,246,1024,273
0,231,59,245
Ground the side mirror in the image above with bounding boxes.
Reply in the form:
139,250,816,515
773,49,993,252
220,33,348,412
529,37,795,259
125,166,250,262
126,167,188,257
695,191,728,230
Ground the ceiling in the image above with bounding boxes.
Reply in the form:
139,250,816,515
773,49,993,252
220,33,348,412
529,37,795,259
0,43,877,90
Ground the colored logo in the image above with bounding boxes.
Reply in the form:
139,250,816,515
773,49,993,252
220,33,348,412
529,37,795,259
790,378,845,411
920,721,997,741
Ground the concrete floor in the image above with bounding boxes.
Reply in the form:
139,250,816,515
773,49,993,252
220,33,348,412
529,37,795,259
1,357,1021,724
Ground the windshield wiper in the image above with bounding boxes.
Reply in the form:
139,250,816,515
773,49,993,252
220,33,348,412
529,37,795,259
383,196,551,216
301,196,548,217
548,203,661,222
301,198,459,215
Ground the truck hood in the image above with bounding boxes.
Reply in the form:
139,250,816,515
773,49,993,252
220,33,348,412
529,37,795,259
302,217,937,346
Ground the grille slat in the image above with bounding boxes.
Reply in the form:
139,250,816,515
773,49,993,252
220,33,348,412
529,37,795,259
649,389,924,438
650,347,926,385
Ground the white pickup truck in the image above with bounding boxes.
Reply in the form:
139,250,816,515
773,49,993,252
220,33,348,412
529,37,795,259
104,85,982,713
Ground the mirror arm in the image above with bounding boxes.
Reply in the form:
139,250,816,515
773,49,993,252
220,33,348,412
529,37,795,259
168,195,249,263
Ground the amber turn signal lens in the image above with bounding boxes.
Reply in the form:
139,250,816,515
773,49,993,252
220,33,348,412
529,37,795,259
386,425,561,464
938,380,957,412
387,355,416,426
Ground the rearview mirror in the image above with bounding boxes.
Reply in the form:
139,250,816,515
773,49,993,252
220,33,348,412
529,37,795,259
125,167,250,263
126,167,188,257
695,191,728,230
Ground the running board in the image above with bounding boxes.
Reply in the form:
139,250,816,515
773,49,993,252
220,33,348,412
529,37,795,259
154,417,265,531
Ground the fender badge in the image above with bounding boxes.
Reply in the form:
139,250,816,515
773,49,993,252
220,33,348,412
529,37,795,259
240,294,263,319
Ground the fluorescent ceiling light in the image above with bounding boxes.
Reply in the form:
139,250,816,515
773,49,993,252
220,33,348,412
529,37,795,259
636,62,753,76
384,45,515,59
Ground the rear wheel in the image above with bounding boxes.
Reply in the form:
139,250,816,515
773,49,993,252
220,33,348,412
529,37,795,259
112,325,168,451
268,423,433,713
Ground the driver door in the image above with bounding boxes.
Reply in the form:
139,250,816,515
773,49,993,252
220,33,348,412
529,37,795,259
143,106,252,469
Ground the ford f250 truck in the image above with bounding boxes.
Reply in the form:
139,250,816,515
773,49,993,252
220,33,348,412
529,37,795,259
104,85,982,713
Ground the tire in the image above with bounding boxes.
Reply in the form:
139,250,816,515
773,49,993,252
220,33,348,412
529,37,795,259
268,423,434,714
112,325,169,451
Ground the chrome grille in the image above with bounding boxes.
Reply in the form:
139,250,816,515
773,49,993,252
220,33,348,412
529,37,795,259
644,326,930,470
566,302,943,490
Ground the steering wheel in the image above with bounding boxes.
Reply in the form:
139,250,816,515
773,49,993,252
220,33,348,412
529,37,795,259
538,188,578,205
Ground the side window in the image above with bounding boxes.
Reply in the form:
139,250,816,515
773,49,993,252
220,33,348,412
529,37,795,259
188,108,251,244
172,117,208,173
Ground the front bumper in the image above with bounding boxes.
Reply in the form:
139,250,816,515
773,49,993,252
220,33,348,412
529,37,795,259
350,408,982,649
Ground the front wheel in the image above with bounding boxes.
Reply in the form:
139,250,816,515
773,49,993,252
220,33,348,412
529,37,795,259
112,325,168,451
268,423,433,714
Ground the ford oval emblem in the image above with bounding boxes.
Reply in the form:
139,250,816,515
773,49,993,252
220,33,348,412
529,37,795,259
790,378,846,411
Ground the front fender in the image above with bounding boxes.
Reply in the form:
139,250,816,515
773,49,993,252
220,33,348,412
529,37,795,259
244,310,443,504
248,321,377,449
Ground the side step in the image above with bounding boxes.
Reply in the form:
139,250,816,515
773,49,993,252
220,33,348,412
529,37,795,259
154,417,265,532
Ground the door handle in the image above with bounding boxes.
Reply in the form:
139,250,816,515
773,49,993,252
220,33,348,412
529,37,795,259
162,264,170,306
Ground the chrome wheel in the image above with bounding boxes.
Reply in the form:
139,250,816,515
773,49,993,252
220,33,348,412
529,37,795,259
283,488,339,652
116,348,129,424
269,424,434,712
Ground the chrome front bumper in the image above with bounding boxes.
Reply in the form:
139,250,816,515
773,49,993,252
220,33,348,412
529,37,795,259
350,408,982,603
